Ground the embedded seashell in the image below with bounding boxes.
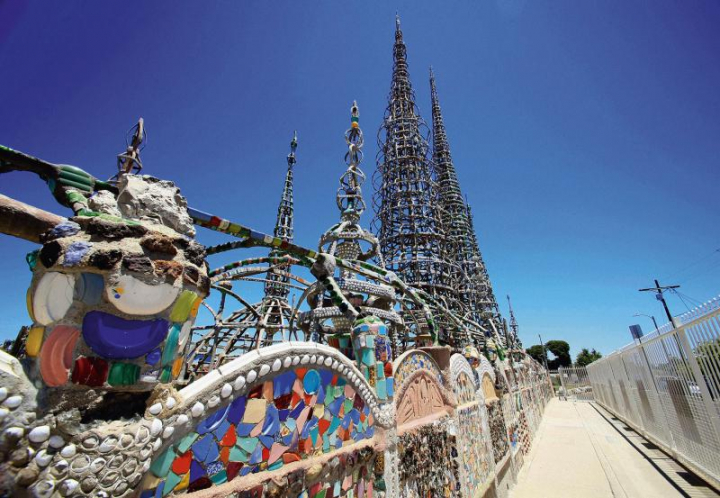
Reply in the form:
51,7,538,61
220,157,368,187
0,408,8,420
152,439,162,451
191,402,204,418
58,478,78,496
246,370,257,383
69,454,90,473
51,459,68,476
283,357,292,368
119,434,134,449
221,383,232,398
301,355,310,365
135,426,150,445
148,403,162,416
3,395,22,409
90,457,106,473
34,479,56,498
150,419,162,436
35,450,53,467
28,425,50,443
292,356,300,365
162,426,174,439
176,414,189,426
0,387,7,402
208,395,220,408
165,397,176,409
259,364,271,377
60,445,76,458
234,376,246,391
272,359,282,372
49,435,65,449
324,357,333,367
99,436,118,453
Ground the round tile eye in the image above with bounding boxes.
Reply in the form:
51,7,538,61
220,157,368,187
106,274,179,316
33,272,76,325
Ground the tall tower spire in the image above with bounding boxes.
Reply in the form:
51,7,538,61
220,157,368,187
429,69,482,336
507,294,522,350
373,17,460,344
264,132,297,299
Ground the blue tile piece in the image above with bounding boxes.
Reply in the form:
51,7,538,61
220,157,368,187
303,369,320,394
236,423,255,437
279,409,289,422
341,415,352,430
258,435,274,449
348,409,360,425
191,434,215,461
273,370,296,397
289,400,305,419
206,461,224,475
316,383,326,404
328,396,344,416
261,404,280,436
227,396,247,425
189,459,207,481
249,443,263,464
196,406,229,435
140,490,154,498
281,433,294,446
240,466,253,477
319,369,333,387
212,419,232,440
154,481,165,498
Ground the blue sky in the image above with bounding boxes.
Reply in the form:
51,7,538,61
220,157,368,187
1,1,719,357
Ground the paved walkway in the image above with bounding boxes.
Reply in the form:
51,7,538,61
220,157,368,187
511,399,719,498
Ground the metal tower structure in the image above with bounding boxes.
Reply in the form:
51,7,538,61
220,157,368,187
507,294,522,350
373,16,462,345
299,102,403,351
186,133,309,378
429,68,488,348
264,131,297,299
466,204,505,347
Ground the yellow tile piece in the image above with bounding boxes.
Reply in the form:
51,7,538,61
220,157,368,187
26,326,44,357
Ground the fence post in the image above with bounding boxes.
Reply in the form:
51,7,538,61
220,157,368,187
676,326,720,444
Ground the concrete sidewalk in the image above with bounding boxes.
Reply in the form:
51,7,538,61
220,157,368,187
510,399,716,498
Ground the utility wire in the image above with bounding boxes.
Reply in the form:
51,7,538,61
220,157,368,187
663,247,720,282
670,289,692,313
679,258,720,285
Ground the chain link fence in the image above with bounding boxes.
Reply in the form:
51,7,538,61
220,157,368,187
587,298,720,491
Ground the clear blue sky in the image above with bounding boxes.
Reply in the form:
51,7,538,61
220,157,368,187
1,1,719,357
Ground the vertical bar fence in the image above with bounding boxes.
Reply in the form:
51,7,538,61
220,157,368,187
587,297,720,491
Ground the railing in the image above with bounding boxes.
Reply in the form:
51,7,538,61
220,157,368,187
558,366,594,401
587,298,720,491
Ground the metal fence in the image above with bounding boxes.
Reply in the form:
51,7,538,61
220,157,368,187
558,366,594,401
587,297,720,491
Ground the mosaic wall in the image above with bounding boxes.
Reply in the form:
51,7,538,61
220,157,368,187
456,405,494,497
141,367,376,496
487,401,509,464
398,421,460,497
454,371,477,406
393,351,444,389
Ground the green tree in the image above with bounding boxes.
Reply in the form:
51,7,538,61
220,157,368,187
526,345,546,365
576,348,602,366
545,340,572,369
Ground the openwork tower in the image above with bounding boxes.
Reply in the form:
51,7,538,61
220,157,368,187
373,17,460,343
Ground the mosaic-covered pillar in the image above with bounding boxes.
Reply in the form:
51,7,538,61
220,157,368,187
351,315,393,403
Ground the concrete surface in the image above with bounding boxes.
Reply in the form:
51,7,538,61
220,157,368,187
510,398,718,498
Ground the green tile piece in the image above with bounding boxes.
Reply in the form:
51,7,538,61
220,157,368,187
176,433,199,453
163,472,182,496
229,446,249,462
210,470,227,485
238,437,259,454
150,447,176,477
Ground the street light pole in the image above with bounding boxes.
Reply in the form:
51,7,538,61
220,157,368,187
639,279,679,328
633,313,660,333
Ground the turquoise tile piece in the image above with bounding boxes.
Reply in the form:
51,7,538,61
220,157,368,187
238,437,260,454
176,432,199,453
149,447,175,477
162,472,182,497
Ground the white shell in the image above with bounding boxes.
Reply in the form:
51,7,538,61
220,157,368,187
283,357,292,368
301,355,310,365
208,395,219,408
60,478,79,496
221,383,232,398
60,445,77,458
234,376,246,391
3,395,22,409
176,414,189,426
4,427,23,439
246,370,257,383
49,435,65,449
150,419,163,436
148,403,162,416
152,438,162,451
0,408,8,420
33,272,76,325
165,397,176,409
0,387,7,402
259,364,271,377
292,356,300,365
28,425,51,443
191,402,204,418
272,359,282,372
324,357,333,367
162,426,174,439
106,275,179,316
35,450,53,467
